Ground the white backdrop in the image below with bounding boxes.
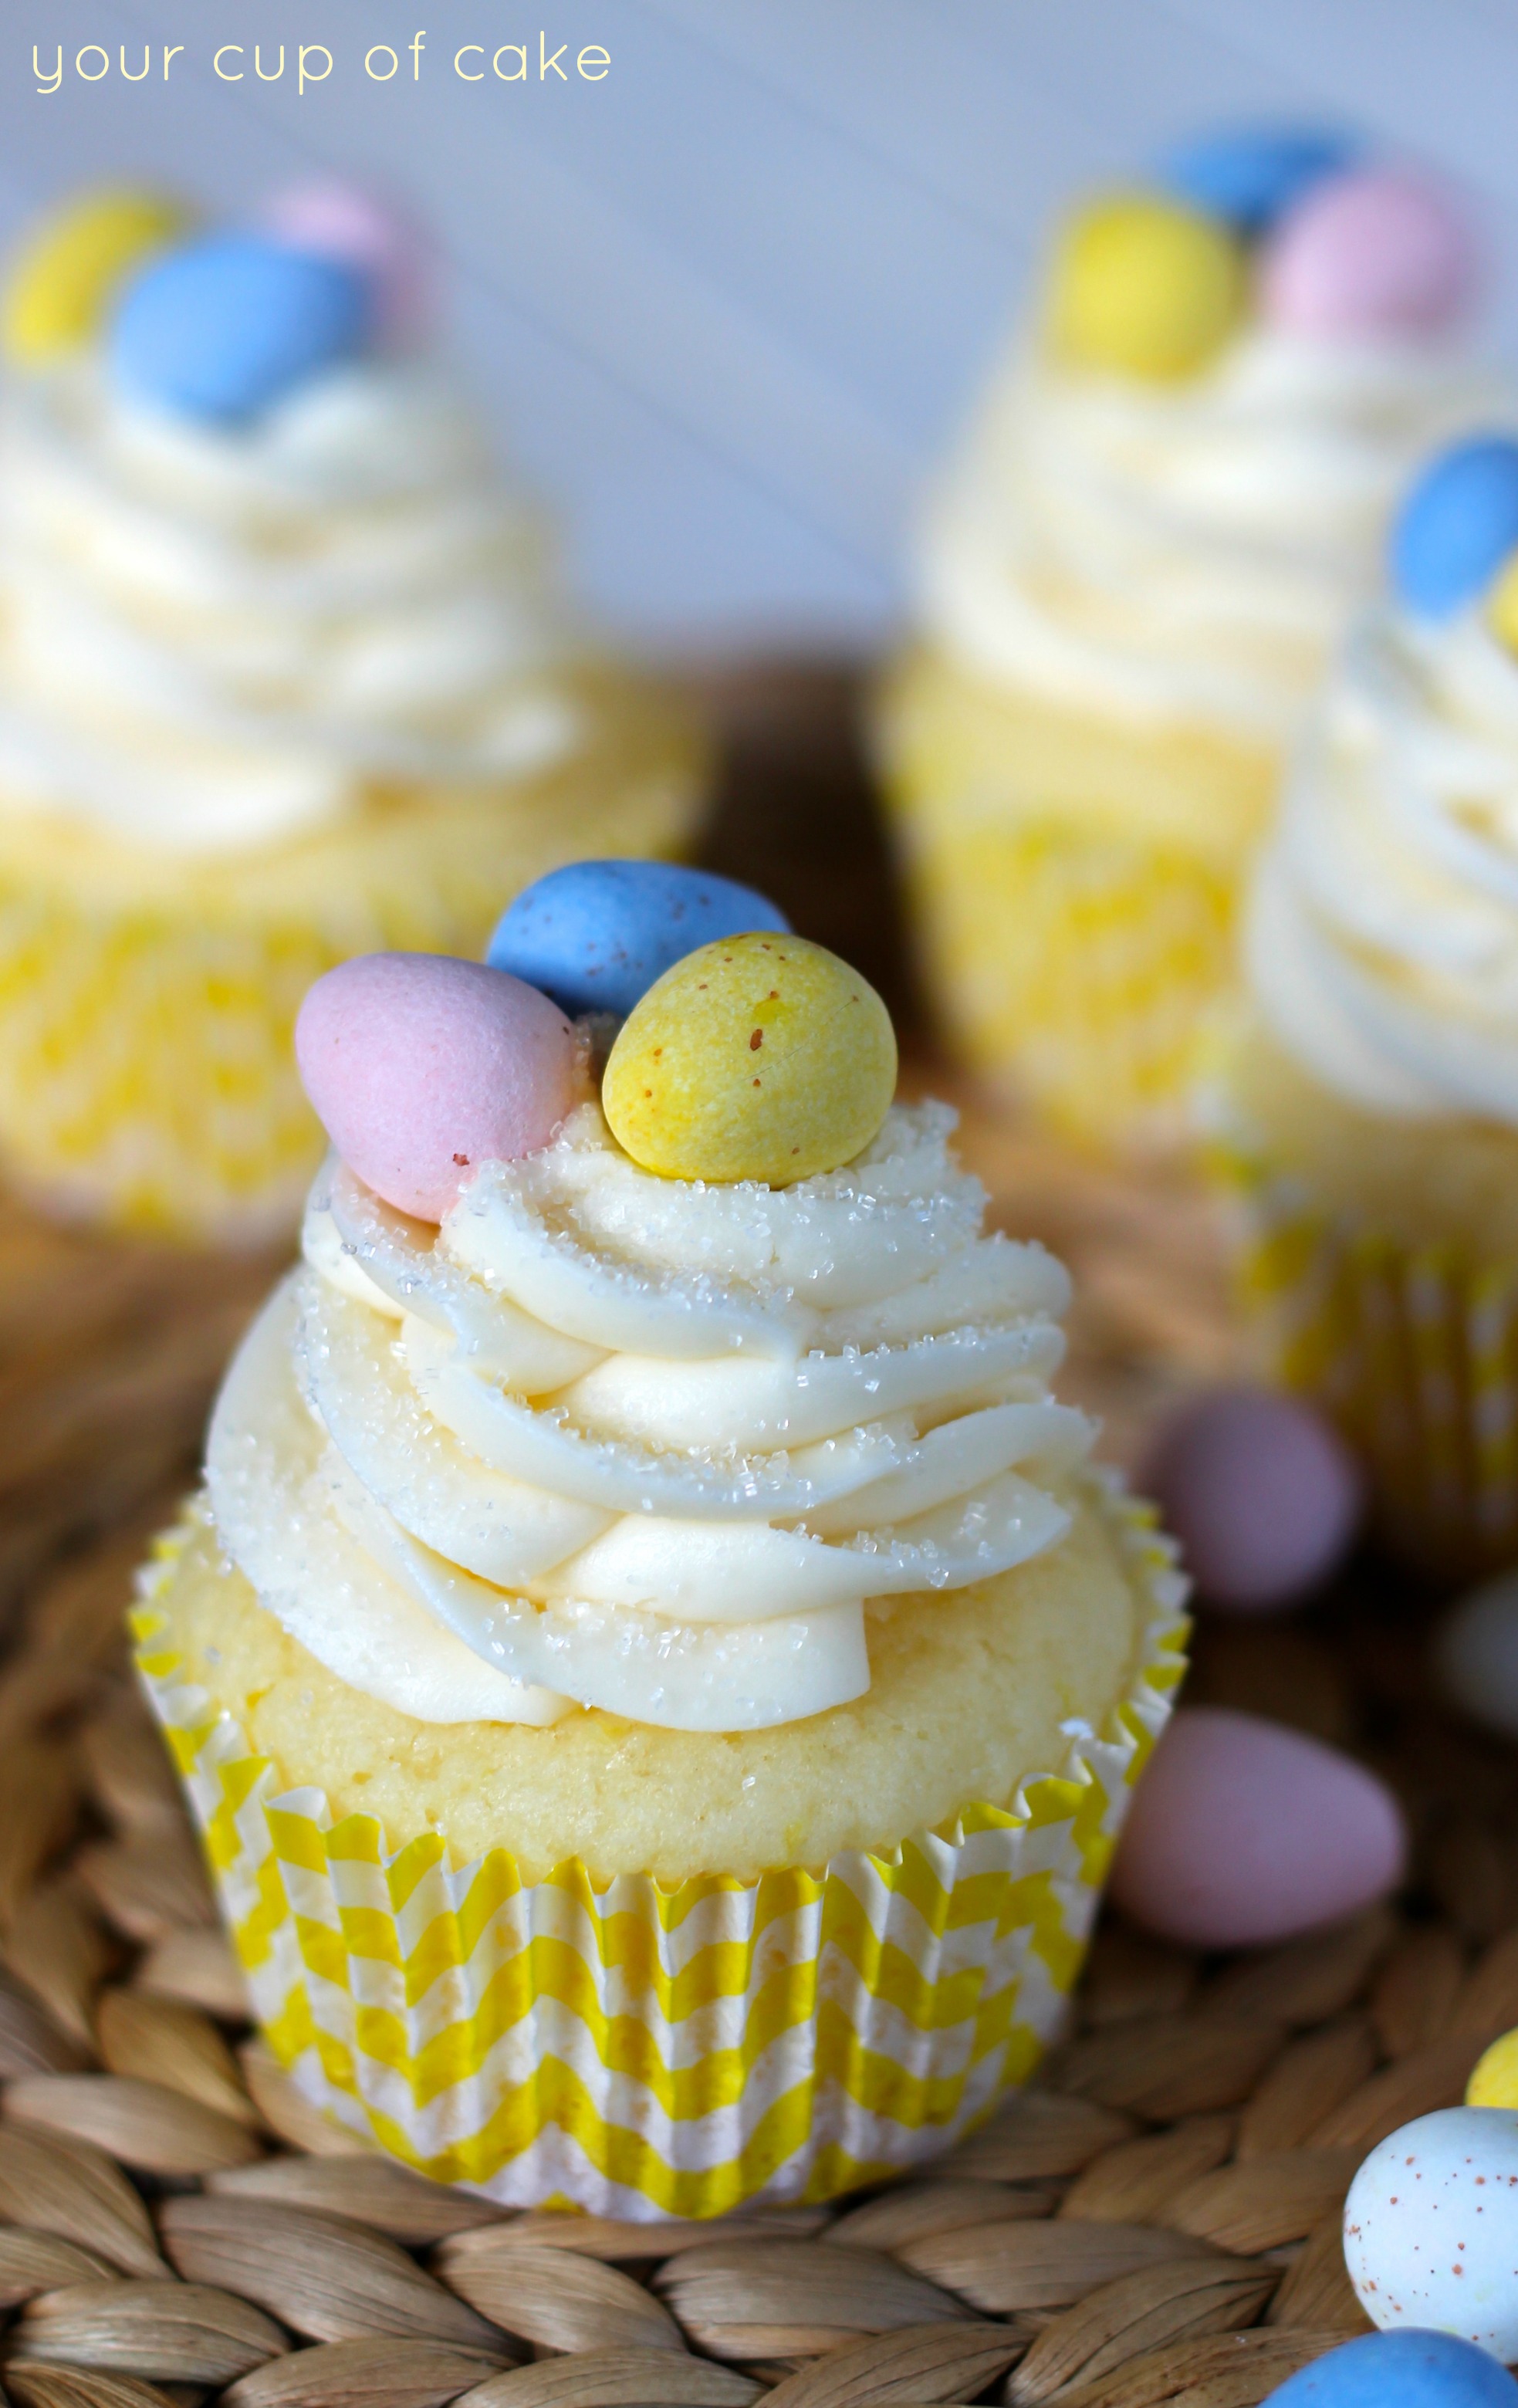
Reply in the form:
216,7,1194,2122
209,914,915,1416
5,0,1517,647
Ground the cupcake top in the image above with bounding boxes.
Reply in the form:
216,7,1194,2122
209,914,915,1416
919,128,1497,746
206,864,1094,1733
1247,433,1518,1125
0,184,585,853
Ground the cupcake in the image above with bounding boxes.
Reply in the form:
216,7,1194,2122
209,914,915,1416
877,128,1494,1149
1207,435,1518,1575
134,864,1188,2216
0,185,704,1243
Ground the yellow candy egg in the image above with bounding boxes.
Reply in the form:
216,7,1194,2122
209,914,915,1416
1048,194,1247,382
4,188,191,367
1489,548,1518,657
602,932,897,1186
1468,2026,1518,2108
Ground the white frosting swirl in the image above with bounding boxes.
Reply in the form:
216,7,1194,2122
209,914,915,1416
1248,606,1518,1123
205,1101,1092,1731
0,361,584,851
922,330,1499,743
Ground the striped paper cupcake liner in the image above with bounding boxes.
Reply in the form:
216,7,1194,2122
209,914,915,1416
133,1478,1188,2220
1207,1093,1518,1577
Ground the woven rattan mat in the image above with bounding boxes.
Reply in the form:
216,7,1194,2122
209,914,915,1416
0,667,1503,2408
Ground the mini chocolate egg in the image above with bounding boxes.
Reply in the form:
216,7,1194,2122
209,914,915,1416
488,861,790,1021
1109,1706,1407,1949
1391,438,1518,621
1263,2328,1518,2403
1260,167,1478,340
1142,1386,1362,1611
1468,2029,1518,2110
1344,2107,1518,2360
111,236,370,424
294,952,583,1223
260,178,424,343
602,932,896,1186
1048,194,1247,382
1160,124,1358,238
1436,1568,1518,1741
3,187,190,367
1488,551,1518,658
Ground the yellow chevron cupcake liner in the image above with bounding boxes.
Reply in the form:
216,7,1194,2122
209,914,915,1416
0,678,702,1246
1207,1094,1518,1578
896,813,1238,1151
874,651,1276,1154
133,1480,1188,2220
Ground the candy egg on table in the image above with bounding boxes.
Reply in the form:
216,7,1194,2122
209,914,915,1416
1437,1568,1518,1742
1468,2029,1518,2110
1392,437,1518,621
110,235,370,423
602,932,897,1186
488,860,790,1021
2,186,190,366
1048,194,1249,381
294,952,583,1223
1344,2107,1518,2361
1109,1705,1408,1949
1161,123,1359,238
1260,167,1479,341
1141,1386,1363,1611
1263,2329,1518,2403
260,178,425,343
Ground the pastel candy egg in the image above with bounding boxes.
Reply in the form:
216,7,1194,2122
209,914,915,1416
111,236,370,424
1109,1705,1407,1949
1259,167,1478,340
295,952,582,1223
1048,194,1248,381
1391,438,1518,620
1141,1386,1362,1611
1160,124,1359,238
260,178,425,343
1263,2329,1518,2403
602,932,896,1187
1344,2108,1518,2359
3,187,190,367
1436,1566,1518,1740
1468,2029,1518,2110
1487,550,1518,658
489,861,790,1021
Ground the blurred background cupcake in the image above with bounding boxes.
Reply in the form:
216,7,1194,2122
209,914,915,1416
878,128,1496,1151
0,184,705,1244
1207,431,1518,1575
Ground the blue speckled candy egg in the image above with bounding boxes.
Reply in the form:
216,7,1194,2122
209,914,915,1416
1159,124,1359,237
1391,437,1518,619
1263,2329,1518,2403
1344,2107,1518,2362
487,861,790,1020
110,235,370,423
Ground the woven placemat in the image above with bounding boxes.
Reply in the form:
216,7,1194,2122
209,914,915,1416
0,668,1500,2408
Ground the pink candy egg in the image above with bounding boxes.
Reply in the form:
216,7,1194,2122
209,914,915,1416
1111,1706,1407,1949
259,179,427,343
1142,1386,1362,1612
1259,166,1479,340
295,952,583,1222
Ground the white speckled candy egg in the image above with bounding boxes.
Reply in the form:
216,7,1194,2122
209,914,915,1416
1344,2106,1518,2359
1438,1570,1518,1741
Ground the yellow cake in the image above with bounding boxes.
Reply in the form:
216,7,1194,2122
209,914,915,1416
0,191,704,1241
137,950,1186,2212
878,150,1493,1150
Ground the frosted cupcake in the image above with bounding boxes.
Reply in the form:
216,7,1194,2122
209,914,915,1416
135,863,1187,2215
1209,435,1518,1574
0,186,703,1242
878,129,1493,1148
